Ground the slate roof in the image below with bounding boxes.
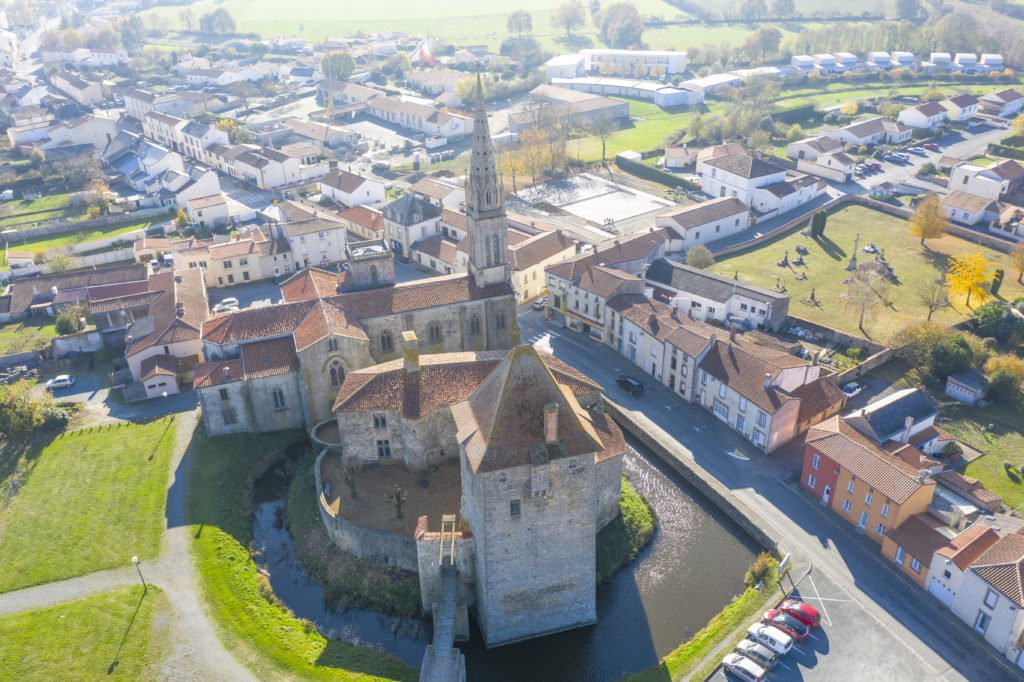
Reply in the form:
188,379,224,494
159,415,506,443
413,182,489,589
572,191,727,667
645,258,787,305
843,388,940,443
322,169,372,193
970,534,1024,607
886,513,949,562
703,153,786,179
937,524,1001,571
806,416,934,504
658,197,748,231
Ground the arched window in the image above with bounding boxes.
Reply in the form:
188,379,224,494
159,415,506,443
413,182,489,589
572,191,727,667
485,190,491,206
492,237,501,266
380,331,393,353
329,360,345,387
327,338,338,351
370,264,378,286
429,322,442,344
496,311,506,330
484,236,493,266
470,316,481,336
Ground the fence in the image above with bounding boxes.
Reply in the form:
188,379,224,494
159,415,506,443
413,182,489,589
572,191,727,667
2,207,173,243
68,229,147,255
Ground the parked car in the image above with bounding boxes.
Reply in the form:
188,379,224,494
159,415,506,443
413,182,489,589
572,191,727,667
45,374,75,391
219,297,240,308
616,375,644,394
868,161,882,171
840,381,863,398
531,296,546,311
722,652,766,682
907,146,927,155
212,302,239,314
747,623,793,656
779,599,822,628
763,608,811,641
924,142,940,151
735,638,778,670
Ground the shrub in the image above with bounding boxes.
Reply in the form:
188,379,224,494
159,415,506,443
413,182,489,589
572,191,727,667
1005,460,1014,471
54,312,78,336
745,552,774,587
930,334,973,379
992,268,1005,296
987,369,1023,404
685,245,714,270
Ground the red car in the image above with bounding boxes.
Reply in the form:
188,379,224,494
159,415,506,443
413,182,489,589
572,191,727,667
763,609,811,642
924,142,940,151
780,599,821,628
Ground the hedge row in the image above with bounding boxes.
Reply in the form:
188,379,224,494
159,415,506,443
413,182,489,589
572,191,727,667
614,155,700,191
772,103,817,124
988,143,1024,161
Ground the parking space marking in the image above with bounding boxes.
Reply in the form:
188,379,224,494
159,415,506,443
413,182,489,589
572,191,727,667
807,632,820,641
806,575,833,627
777,661,794,671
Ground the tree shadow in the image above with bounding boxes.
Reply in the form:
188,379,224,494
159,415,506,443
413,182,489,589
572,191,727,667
813,234,846,261
0,428,63,506
554,34,594,51
107,588,147,675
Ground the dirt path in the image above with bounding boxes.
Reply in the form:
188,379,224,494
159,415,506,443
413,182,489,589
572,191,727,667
0,409,256,681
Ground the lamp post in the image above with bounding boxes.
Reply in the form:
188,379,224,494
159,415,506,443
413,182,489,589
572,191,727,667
131,556,147,593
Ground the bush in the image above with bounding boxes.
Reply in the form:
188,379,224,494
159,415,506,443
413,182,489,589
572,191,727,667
930,334,973,379
745,552,774,587
987,369,1022,404
992,268,1005,296
1005,460,1014,471
685,245,714,269
54,312,78,336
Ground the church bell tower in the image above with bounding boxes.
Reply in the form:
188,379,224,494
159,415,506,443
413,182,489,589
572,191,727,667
466,71,510,288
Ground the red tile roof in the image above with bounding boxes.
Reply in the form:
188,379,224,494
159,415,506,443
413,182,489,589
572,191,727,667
324,273,512,318
806,416,934,504
125,268,209,358
414,236,458,265
240,337,300,380
793,378,847,423
970,534,1024,607
697,340,809,414
509,230,574,272
935,470,1002,509
339,205,383,233
140,354,177,381
937,524,1001,571
886,513,949,563
280,267,339,302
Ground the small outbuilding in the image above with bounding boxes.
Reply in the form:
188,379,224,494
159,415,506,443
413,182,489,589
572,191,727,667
945,368,986,405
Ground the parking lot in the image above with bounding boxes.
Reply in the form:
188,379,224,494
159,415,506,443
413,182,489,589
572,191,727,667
710,569,937,681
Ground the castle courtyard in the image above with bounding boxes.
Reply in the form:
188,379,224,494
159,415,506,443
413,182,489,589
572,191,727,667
320,455,462,536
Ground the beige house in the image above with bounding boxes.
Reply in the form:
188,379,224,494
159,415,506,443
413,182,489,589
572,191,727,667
508,230,576,303
186,194,230,228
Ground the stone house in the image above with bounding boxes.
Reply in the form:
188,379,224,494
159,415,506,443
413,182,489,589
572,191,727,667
382,193,442,258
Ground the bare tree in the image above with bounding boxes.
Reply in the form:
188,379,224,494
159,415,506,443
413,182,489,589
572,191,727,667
178,8,195,32
384,483,408,519
916,279,951,321
840,260,891,334
589,112,620,165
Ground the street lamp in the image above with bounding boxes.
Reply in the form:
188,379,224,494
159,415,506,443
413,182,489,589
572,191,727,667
131,556,147,593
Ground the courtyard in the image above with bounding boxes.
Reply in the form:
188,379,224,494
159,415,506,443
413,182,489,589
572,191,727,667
709,205,1024,340
512,173,674,225
321,455,462,536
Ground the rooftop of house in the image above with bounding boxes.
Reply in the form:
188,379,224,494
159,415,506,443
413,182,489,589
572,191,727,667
943,190,997,213
937,523,1002,571
886,513,950,561
657,197,748,231
645,258,787,305
124,268,209,358
408,177,463,199
509,230,574,272
843,388,940,444
383,193,442,226
702,152,786,179
806,415,935,504
322,168,373,193
6,263,147,316
339,204,383,232
935,470,1003,508
970,533,1024,607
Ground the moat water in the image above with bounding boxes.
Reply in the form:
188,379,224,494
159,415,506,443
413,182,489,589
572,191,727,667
251,434,757,681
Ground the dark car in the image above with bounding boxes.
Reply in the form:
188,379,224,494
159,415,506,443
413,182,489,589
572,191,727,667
616,376,644,394
763,609,811,641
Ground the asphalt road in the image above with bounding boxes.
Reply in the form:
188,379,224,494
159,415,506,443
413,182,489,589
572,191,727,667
517,305,1023,682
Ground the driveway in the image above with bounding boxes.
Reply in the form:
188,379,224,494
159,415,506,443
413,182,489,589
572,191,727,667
39,369,199,422
209,280,283,309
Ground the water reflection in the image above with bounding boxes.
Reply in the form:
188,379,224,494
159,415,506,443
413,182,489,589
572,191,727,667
251,434,757,680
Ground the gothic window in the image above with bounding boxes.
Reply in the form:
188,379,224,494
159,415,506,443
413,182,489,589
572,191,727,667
470,316,481,336
492,237,500,265
327,338,338,351
496,312,506,330
485,236,493,266
485,190,491,205
370,264,378,286
272,388,287,410
380,331,393,353
428,323,442,344
329,360,345,387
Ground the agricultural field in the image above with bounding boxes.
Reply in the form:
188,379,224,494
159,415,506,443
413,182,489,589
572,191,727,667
708,205,1024,340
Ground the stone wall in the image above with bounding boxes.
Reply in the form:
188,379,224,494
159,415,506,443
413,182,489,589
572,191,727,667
337,406,460,471
415,516,476,641
604,401,779,554
313,448,419,572
297,334,374,425
595,454,624,530
52,330,102,357
0,349,40,367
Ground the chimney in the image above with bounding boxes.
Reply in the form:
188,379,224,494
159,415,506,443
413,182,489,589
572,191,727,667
687,307,694,319
402,330,419,374
901,416,915,444
812,350,820,365
753,149,762,159
544,403,559,444
729,324,737,342
671,302,679,320
860,407,868,417
709,333,717,347
764,373,773,389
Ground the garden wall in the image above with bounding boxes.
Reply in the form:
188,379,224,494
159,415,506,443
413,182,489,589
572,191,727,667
52,330,102,358
1,208,173,243
0,349,40,367
313,448,420,572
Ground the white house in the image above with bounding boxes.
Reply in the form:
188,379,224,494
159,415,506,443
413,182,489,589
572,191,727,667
898,101,947,129
927,53,952,72
700,152,786,206
942,94,980,122
948,160,1024,200
580,49,686,75
980,89,1024,118
834,52,860,71
50,70,103,106
790,55,814,75
85,48,128,68
991,206,1024,242
891,51,916,70
408,177,465,210
811,54,837,75
271,216,348,268
654,197,748,249
981,54,1004,72
865,52,891,70
550,76,703,107
797,151,856,183
751,175,827,218
941,190,998,226
821,117,912,146
319,169,385,207
544,54,586,81
951,534,1024,667
925,524,1000,608
954,53,978,73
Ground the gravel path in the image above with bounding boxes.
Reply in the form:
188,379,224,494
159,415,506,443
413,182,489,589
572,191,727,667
0,409,256,681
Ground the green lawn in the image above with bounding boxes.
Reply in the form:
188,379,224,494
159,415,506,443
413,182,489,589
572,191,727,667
709,205,1024,340
14,217,159,258
187,426,416,681
0,418,178,592
6,192,73,214
0,318,58,354
0,586,168,680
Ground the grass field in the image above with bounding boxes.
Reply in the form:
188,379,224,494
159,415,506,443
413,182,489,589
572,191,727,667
14,217,158,257
0,586,168,680
708,205,1024,340
0,318,59,354
188,427,416,681
0,417,177,592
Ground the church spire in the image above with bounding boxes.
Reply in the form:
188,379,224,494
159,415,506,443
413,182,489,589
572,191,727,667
466,66,509,288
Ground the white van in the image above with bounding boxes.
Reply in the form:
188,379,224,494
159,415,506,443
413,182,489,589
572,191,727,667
747,623,794,656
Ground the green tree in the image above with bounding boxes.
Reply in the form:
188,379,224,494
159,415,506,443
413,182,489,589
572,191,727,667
199,7,236,34
895,0,920,20
1012,114,1024,137
55,312,79,336
322,51,356,80
930,334,973,379
739,25,782,61
771,0,795,15
0,381,57,436
552,0,586,36
87,27,120,50
596,2,643,48
785,124,805,143
890,322,953,367
685,245,715,269
909,194,948,247
810,210,827,237
47,252,77,274
991,268,1005,296
740,0,768,19
986,369,1022,403
178,7,195,31
507,9,533,40
118,14,146,48
28,147,44,166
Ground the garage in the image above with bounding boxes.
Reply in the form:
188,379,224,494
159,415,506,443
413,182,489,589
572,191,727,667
928,577,955,607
